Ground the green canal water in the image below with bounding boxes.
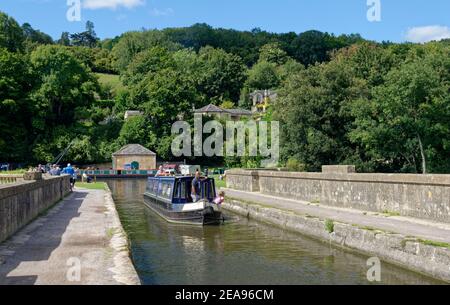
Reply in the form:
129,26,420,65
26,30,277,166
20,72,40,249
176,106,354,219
108,179,443,285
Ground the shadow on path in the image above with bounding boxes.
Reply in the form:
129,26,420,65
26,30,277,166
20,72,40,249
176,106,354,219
0,191,87,285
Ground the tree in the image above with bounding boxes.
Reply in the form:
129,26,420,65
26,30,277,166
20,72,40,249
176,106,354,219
220,100,235,109
58,32,71,46
86,21,96,38
30,45,99,129
289,31,362,66
22,23,53,45
118,116,153,147
350,53,450,173
275,54,369,171
0,49,32,161
0,12,25,52
122,47,203,157
122,46,174,86
245,61,280,91
259,43,288,65
112,30,179,72
197,46,247,103
70,21,99,48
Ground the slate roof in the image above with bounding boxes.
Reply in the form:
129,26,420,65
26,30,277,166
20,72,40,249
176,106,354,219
226,108,253,116
193,104,225,113
112,144,156,156
193,104,252,116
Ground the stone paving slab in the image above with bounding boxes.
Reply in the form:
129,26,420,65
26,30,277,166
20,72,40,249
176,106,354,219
222,188,450,244
0,188,140,285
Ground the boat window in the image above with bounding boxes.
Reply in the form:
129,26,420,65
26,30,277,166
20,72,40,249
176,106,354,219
166,184,172,199
186,180,193,203
173,180,186,199
161,182,168,198
158,181,173,200
148,179,156,194
180,181,186,199
173,181,179,199
208,180,216,199
202,180,215,200
153,179,159,194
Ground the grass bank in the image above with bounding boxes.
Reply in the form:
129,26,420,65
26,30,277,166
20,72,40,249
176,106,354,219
76,182,107,190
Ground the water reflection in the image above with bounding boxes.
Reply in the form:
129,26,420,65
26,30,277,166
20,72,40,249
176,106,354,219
108,179,443,285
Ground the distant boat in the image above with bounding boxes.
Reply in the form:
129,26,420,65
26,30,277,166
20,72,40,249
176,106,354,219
143,176,223,225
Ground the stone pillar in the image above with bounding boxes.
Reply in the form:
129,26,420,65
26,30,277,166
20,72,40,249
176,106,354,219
250,171,260,192
23,172,43,181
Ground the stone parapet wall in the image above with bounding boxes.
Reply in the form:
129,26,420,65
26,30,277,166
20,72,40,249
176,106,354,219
226,168,450,223
0,175,71,243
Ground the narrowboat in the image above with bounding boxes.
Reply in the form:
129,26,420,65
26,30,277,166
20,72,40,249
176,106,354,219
143,176,223,225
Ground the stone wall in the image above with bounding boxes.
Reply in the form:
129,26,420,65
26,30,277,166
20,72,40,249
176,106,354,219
0,175,71,243
226,167,450,223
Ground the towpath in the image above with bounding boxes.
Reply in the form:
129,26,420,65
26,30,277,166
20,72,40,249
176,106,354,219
222,188,450,244
0,187,140,285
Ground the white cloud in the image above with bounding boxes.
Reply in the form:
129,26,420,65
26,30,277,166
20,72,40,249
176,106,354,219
83,0,145,10
405,25,450,43
150,8,174,17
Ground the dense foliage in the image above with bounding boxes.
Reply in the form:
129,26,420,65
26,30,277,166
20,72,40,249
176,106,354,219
0,11,449,173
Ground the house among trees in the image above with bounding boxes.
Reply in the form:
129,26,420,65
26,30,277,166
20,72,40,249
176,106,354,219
193,104,252,121
112,144,156,170
250,90,277,114
124,110,143,120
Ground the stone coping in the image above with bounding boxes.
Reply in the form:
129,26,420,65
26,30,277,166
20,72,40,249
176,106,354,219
0,175,69,201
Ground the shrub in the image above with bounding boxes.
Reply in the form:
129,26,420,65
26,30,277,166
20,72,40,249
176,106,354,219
325,219,335,233
286,158,306,172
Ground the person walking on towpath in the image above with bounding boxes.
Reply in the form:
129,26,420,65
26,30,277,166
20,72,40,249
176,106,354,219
62,163,76,191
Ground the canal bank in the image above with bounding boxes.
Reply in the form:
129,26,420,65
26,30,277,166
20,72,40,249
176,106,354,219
0,185,140,285
221,188,450,283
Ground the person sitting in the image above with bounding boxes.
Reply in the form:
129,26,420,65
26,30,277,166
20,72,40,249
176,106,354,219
214,191,225,205
155,165,165,177
82,172,93,183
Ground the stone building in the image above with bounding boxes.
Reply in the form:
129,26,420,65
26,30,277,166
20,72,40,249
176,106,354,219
124,110,143,120
112,144,156,170
250,90,278,114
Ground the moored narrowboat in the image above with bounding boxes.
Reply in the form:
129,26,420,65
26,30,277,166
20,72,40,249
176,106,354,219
143,176,223,225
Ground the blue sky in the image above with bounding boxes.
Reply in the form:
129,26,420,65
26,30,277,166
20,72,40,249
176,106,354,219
1,0,449,43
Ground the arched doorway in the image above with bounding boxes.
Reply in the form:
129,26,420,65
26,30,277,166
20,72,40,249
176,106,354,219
131,161,140,170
